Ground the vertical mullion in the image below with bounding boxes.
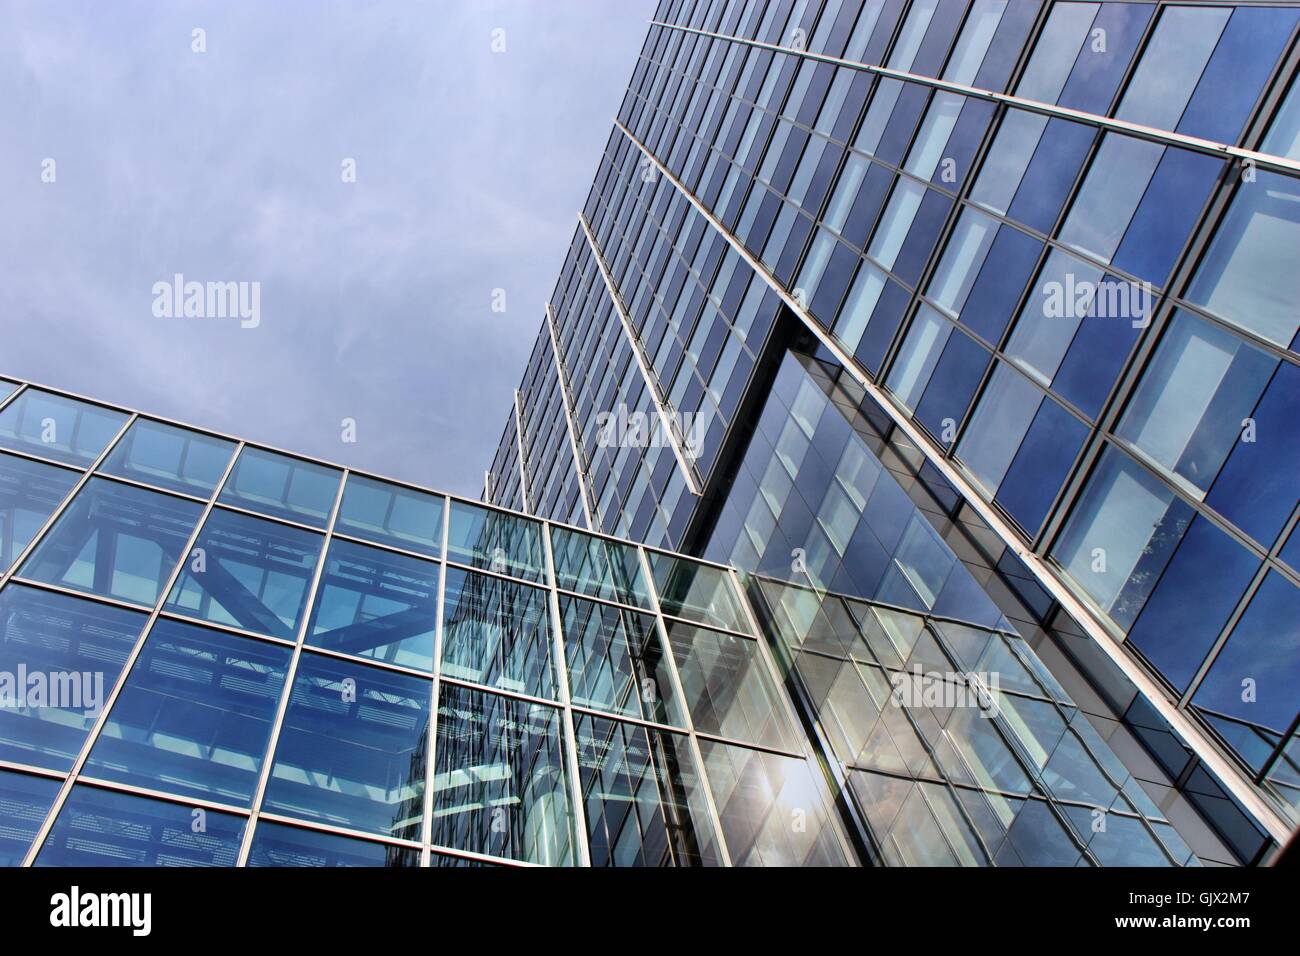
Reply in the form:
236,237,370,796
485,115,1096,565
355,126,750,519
421,495,452,866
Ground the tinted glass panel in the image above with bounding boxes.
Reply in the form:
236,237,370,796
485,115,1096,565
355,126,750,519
100,419,235,497
335,476,443,557
441,568,555,699
0,390,127,467
0,768,59,866
20,477,203,606
550,526,651,607
650,552,749,633
247,821,419,867
84,619,290,805
218,448,340,528
262,653,429,839
446,500,545,582
0,453,79,573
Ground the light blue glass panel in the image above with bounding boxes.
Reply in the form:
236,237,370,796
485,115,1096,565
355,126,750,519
440,567,555,699
20,478,203,606
1115,5,1229,131
262,653,429,839
0,389,127,467
247,821,420,867
0,769,59,866
1015,2,1097,103
335,475,443,556
0,452,79,573
649,552,749,633
36,785,245,867
549,526,650,607
218,447,340,528
446,500,545,582
0,585,145,771
164,508,322,639
100,419,235,497
430,683,573,865
84,618,290,806
307,539,438,670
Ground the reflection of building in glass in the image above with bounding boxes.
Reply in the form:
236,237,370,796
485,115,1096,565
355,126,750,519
487,0,1300,864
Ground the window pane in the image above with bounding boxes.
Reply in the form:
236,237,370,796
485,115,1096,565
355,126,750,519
0,584,144,770
667,620,800,751
561,596,683,726
575,713,721,867
307,539,438,670
246,821,420,867
0,768,59,866
1262,77,1300,160
649,552,749,633
1116,5,1229,132
1051,447,1193,629
83,619,289,805
164,508,323,639
1192,573,1300,772
0,452,79,573
440,568,555,698
430,684,573,865
549,526,651,607
1058,135,1163,264
218,447,340,528
1015,1,1098,104
1185,171,1300,350
100,419,235,497
335,475,443,557
36,785,245,867
20,477,203,606
0,389,127,467
262,653,429,839
446,500,545,582
957,363,1041,496
699,739,848,866
1117,312,1275,496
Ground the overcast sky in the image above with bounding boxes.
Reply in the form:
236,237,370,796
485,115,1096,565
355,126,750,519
0,0,653,496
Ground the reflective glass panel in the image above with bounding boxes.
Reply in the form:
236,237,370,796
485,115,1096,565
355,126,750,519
575,713,721,867
440,567,555,698
20,477,203,607
100,419,235,497
0,452,79,573
84,618,290,806
666,620,800,751
649,552,749,633
218,447,340,528
35,785,245,867
446,500,545,582
0,389,127,467
247,821,420,867
164,509,323,639
307,539,439,670
430,684,573,865
335,475,443,557
0,585,144,770
561,596,684,726
262,653,429,839
549,526,651,607
0,768,59,866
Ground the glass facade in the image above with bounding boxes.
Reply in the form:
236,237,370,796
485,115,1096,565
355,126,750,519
485,0,1300,865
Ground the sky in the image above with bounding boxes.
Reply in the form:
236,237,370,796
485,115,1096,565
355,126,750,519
0,0,654,497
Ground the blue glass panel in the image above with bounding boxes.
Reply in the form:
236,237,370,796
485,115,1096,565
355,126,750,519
0,585,144,770
1206,362,1300,549
446,499,545,582
650,552,749,633
1177,7,1299,144
0,382,15,403
1006,118,1094,234
575,713,722,867
307,539,438,670
20,478,203,606
84,619,290,805
36,785,245,867
0,452,79,573
335,475,443,556
1050,275,1144,420
550,526,651,607
1056,2,1153,115
430,683,573,865
164,508,323,639
1116,5,1228,131
1128,516,1259,693
0,389,127,467
996,396,1088,535
0,768,59,866
1112,147,1221,286
914,328,990,448
1186,171,1300,350
1192,573,1300,772
441,567,555,698
956,223,1042,344
100,419,235,497
218,447,340,528
262,653,428,839
247,821,419,867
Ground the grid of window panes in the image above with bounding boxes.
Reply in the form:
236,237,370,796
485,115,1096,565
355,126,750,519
0,379,858,867
488,0,1300,827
